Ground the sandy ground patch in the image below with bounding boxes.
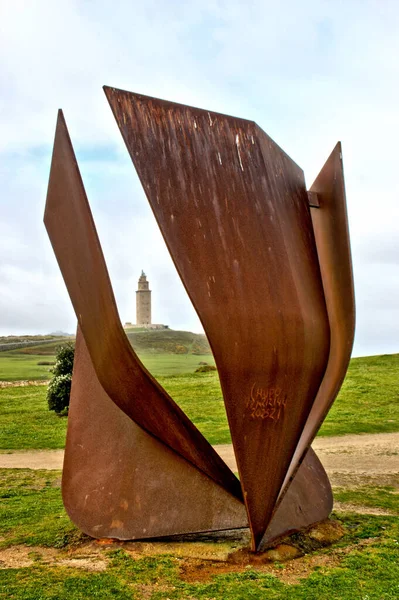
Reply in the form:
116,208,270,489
1,432,399,478
332,501,395,516
215,432,399,479
0,543,108,571
0,520,346,582
0,449,64,469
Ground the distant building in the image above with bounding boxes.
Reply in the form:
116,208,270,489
123,272,168,330
136,270,151,325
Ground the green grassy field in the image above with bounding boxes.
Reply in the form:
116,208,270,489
334,485,399,512
0,387,67,450
1,353,399,450
0,354,55,381
140,353,215,376
0,469,398,599
0,352,214,381
1,339,399,597
318,353,399,436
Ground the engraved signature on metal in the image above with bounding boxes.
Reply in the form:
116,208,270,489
246,384,287,421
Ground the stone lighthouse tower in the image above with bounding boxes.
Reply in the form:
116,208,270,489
136,271,151,325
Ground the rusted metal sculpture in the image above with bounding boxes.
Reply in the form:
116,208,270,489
44,90,355,552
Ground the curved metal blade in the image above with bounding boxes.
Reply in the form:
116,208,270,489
63,327,247,539
104,87,331,549
261,446,333,548
44,110,242,501
279,143,355,499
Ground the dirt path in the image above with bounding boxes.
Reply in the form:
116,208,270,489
1,432,398,484
217,432,399,487
215,432,399,486
0,449,65,470
217,432,399,473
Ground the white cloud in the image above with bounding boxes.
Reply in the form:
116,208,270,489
1,0,399,356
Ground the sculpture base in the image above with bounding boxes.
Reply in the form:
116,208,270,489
62,329,333,548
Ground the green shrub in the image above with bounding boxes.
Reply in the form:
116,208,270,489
175,344,188,354
47,343,75,415
52,343,75,376
195,365,217,373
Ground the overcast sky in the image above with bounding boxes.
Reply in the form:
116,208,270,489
1,0,399,357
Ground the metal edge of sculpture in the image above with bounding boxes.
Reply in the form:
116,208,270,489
44,89,355,552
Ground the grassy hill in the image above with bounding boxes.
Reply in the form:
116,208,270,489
1,329,212,358
0,335,69,345
126,328,211,354
0,329,214,380
0,335,70,354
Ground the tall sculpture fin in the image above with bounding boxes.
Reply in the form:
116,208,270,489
279,143,355,498
104,87,331,549
44,110,242,501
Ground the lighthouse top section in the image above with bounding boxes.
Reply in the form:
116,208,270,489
137,270,150,291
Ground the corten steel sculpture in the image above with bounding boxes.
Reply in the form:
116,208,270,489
44,88,355,552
